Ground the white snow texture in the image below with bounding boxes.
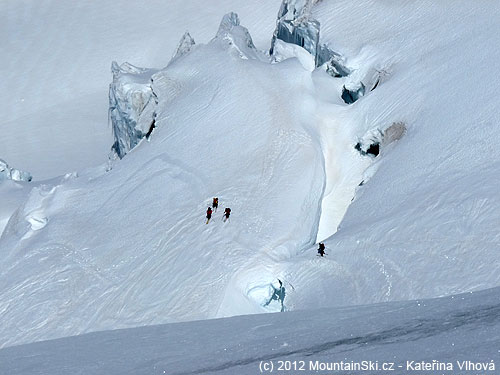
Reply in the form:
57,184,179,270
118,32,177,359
0,0,499,372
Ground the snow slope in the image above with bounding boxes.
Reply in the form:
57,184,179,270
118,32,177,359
1,0,499,352
1,287,499,375
0,0,278,179
0,18,325,347
295,0,500,304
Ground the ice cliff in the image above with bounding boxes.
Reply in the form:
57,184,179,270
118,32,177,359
270,0,353,80
270,0,320,63
108,62,158,158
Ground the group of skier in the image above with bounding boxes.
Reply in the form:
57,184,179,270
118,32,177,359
205,197,231,224
204,198,326,257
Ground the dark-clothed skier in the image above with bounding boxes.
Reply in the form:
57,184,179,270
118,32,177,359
206,207,213,224
318,243,326,257
223,207,231,222
212,197,219,212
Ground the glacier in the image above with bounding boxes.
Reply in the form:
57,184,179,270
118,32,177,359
0,3,499,373
0,12,328,347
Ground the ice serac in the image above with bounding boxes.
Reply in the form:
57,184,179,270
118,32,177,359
109,62,158,158
169,32,195,64
213,13,264,61
0,159,32,182
270,0,320,64
270,0,354,79
318,47,351,77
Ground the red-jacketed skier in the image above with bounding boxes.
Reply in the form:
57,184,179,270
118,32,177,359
206,207,213,224
223,207,231,222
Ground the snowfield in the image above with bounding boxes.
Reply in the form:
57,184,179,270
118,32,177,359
1,0,499,370
1,287,499,374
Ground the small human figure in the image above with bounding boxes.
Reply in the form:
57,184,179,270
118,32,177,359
212,197,219,212
223,207,231,222
318,242,326,257
206,207,213,224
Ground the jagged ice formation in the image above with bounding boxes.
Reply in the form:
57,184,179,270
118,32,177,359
0,159,32,182
108,62,158,158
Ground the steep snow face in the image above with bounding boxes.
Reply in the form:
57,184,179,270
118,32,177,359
0,15,326,347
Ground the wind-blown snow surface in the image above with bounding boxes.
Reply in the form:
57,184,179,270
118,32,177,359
0,24,325,347
1,288,499,375
1,0,500,351
302,0,500,302
0,0,277,179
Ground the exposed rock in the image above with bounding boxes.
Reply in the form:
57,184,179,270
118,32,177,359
355,122,407,157
382,122,407,146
